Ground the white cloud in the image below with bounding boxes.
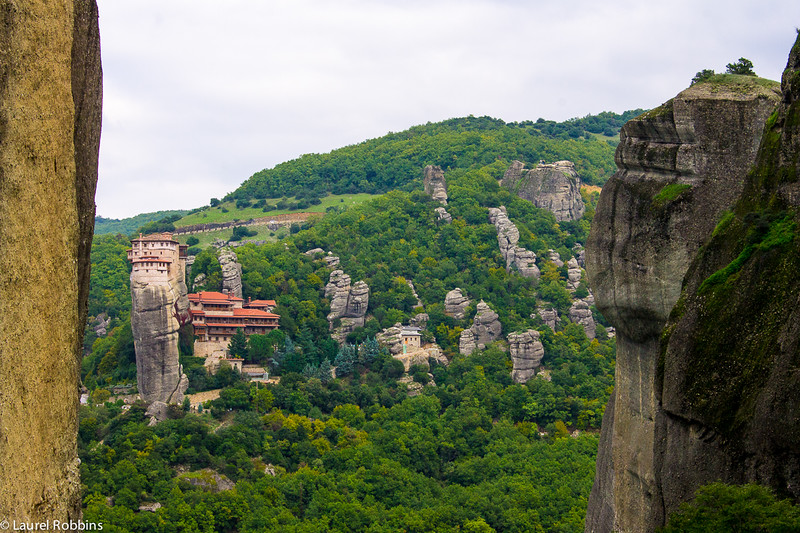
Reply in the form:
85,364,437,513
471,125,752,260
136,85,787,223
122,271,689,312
95,0,800,218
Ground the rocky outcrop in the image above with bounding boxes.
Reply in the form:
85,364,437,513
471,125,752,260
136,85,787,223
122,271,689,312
501,160,585,221
585,64,782,531
573,243,586,268
568,299,595,340
444,288,471,319
325,270,370,343
459,300,502,355
305,248,340,268
547,249,564,267
423,165,448,204
130,271,190,405
434,206,453,224
508,330,545,383
536,307,560,331
488,206,540,280
0,0,102,521
566,257,582,291
218,248,243,298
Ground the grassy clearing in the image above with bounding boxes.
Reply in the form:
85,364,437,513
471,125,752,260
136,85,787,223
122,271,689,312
176,193,378,227
175,225,288,249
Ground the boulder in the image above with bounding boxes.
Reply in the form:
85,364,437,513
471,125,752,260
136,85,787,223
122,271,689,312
434,206,452,224
459,300,502,355
508,330,545,383
536,307,560,331
423,165,448,204
501,160,585,221
444,288,471,319
568,299,595,340
325,270,369,343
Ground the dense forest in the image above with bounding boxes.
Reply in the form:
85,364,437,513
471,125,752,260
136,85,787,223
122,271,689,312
79,112,629,531
226,112,641,202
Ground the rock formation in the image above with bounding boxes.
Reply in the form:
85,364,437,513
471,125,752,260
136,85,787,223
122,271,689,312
325,270,370,343
488,206,540,280
0,0,102,520
508,330,545,383
547,250,564,267
218,248,243,299
434,206,453,224
423,165,448,204
501,160,585,221
129,234,191,406
305,248,340,268
459,300,502,355
566,257,582,291
536,307,560,331
585,62,782,531
444,288,471,319
568,299,595,340
573,243,586,268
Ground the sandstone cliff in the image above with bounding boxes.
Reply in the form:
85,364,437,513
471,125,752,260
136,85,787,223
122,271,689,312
585,61,783,530
0,0,102,520
130,259,191,405
502,160,585,221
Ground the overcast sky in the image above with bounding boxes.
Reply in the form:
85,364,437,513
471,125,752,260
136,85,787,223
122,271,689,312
95,1,800,219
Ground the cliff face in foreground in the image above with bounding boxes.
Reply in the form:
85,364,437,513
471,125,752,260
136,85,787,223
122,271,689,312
0,0,102,520
585,66,783,530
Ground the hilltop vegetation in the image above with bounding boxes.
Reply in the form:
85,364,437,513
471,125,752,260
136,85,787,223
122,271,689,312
95,210,189,236
227,113,641,203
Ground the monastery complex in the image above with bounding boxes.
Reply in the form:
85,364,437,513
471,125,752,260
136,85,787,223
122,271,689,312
188,291,280,357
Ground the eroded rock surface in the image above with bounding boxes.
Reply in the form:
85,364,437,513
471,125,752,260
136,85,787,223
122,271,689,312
459,300,502,355
568,299,595,340
536,307,560,331
423,165,448,204
508,330,544,383
0,0,102,520
488,206,540,279
326,270,370,343
585,70,781,532
502,160,585,221
218,248,243,299
434,206,453,224
444,288,471,319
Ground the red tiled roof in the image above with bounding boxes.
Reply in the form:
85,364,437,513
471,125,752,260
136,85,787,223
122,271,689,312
233,308,279,318
248,299,277,308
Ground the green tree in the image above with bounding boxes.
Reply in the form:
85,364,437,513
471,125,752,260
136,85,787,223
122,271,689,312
691,69,715,85
725,57,756,76
228,329,248,358
662,482,800,532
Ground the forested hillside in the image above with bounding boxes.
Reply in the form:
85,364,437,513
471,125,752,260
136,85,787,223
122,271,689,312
227,113,641,202
80,115,621,531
